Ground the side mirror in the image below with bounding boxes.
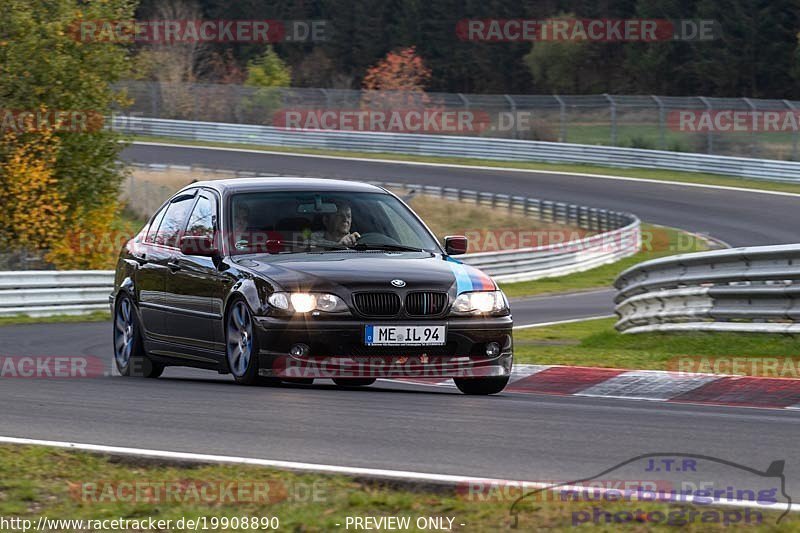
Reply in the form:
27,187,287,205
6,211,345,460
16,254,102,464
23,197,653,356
444,235,468,255
179,235,218,257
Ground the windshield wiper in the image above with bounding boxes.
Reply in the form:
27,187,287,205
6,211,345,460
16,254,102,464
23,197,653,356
350,243,426,253
236,240,349,253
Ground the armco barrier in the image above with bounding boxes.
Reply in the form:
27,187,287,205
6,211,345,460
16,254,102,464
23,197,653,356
614,244,800,334
379,181,640,283
0,271,114,317
122,117,800,182
2,180,640,316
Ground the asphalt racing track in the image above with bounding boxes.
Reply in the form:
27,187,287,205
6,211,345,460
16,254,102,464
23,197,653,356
2,142,800,506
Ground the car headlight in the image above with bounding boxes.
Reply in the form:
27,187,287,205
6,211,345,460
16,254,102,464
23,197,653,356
450,290,509,315
268,292,349,314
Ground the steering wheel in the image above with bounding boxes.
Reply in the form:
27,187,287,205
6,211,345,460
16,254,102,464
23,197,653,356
354,232,401,246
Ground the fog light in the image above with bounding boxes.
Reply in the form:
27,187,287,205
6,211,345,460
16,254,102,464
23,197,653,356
290,343,310,357
485,342,501,357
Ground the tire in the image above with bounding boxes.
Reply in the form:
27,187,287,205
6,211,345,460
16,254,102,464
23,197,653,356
114,294,164,378
453,376,509,395
333,378,376,388
225,298,261,385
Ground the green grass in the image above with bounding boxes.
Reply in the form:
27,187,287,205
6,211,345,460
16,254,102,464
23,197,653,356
0,444,794,531
514,317,800,375
0,311,110,327
130,134,800,195
500,224,710,298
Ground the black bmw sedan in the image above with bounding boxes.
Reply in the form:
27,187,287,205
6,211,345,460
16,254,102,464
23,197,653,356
111,178,513,394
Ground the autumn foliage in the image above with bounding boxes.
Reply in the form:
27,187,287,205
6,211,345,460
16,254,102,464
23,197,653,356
361,47,432,109
0,126,136,270
45,199,136,270
0,130,66,258
363,46,432,92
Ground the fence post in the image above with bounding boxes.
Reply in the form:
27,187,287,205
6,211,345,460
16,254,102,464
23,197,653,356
652,95,666,150
743,97,757,157
149,82,159,118
784,99,798,161
504,94,518,139
554,94,566,142
699,96,713,154
604,94,617,146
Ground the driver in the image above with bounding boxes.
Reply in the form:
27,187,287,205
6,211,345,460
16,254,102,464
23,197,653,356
312,200,361,246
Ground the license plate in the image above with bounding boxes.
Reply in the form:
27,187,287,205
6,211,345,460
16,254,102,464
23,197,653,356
365,325,446,346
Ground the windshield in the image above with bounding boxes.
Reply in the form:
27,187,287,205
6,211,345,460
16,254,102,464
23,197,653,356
228,191,440,255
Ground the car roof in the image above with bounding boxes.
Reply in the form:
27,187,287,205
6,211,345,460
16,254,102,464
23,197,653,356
182,176,389,195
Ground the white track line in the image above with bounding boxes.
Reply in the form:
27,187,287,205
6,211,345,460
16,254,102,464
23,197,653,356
0,436,795,515
513,315,614,330
132,141,800,198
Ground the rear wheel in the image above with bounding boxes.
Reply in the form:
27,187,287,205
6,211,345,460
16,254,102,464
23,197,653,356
114,294,163,378
226,299,261,385
453,376,509,395
333,378,376,388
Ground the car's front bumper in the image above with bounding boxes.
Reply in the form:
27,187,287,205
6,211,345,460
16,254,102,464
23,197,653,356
253,314,513,379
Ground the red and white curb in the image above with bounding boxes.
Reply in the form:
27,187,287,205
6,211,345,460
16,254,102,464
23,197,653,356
389,365,800,410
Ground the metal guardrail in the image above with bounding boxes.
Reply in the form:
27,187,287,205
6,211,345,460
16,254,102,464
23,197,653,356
0,271,114,317
2,175,640,316
119,81,800,160
379,181,640,283
614,244,800,334
123,117,800,182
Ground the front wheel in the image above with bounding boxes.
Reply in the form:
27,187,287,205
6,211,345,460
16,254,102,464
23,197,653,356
226,299,261,385
114,294,163,378
453,376,509,395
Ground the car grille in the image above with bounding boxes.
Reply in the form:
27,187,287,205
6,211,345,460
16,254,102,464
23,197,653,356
353,292,401,316
405,292,448,316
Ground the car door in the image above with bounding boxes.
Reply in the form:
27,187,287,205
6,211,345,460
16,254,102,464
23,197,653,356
141,190,198,341
164,190,226,355
134,202,170,340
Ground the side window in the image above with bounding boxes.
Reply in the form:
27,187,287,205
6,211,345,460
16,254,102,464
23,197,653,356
145,205,168,244
155,194,196,248
186,195,216,239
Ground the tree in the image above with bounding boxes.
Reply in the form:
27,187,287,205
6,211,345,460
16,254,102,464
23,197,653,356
131,0,209,118
361,46,432,111
524,40,592,94
245,46,292,88
362,46,431,92
0,130,66,266
240,47,291,123
0,0,134,267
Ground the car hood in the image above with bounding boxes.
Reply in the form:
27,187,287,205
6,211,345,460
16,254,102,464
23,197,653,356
234,251,497,294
